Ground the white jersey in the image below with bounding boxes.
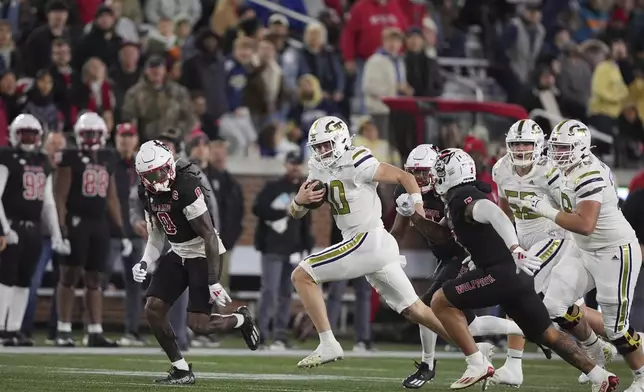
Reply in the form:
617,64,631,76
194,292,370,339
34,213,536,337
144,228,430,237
493,155,568,249
555,155,637,251
308,146,383,239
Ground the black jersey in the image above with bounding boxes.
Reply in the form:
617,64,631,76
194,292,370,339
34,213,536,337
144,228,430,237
0,147,52,222
139,160,209,244
395,186,467,263
59,148,116,219
445,184,514,269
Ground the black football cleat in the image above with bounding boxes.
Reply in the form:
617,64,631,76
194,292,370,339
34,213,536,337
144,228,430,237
234,306,261,351
536,343,553,360
3,332,35,347
403,360,436,389
154,364,196,385
86,333,119,347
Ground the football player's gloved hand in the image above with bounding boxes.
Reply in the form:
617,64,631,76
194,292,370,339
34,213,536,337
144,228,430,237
462,255,475,271
5,228,18,245
51,236,71,255
132,262,148,283
512,246,542,276
518,195,559,221
209,283,232,307
396,193,415,217
121,238,133,257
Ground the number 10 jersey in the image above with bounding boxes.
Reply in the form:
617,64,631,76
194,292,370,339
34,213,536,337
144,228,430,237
308,146,383,240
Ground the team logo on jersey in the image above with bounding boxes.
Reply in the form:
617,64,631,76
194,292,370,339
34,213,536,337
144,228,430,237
464,196,473,204
172,190,178,200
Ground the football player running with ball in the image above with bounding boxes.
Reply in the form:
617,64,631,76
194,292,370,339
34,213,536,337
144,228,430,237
429,148,618,391
491,119,616,387
131,140,260,385
393,144,524,389
518,119,644,392
289,116,461,369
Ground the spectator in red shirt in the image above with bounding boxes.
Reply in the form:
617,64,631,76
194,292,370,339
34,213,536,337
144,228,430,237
463,135,498,202
340,0,408,114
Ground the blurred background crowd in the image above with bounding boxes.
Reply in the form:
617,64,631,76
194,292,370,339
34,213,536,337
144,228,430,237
4,0,644,352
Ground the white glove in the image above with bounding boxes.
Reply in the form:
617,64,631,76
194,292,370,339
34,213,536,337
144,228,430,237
51,236,71,255
462,255,475,271
5,228,18,245
209,283,232,307
512,246,543,276
518,195,559,221
396,193,415,217
132,262,148,283
121,238,133,257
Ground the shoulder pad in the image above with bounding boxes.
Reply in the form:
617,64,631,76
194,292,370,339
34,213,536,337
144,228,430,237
491,155,509,182
350,146,375,168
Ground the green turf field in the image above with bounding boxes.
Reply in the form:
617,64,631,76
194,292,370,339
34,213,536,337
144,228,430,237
0,349,632,391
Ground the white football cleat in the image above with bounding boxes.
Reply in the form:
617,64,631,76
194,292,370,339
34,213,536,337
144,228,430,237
450,359,494,390
590,370,619,392
488,364,523,388
624,374,644,392
579,339,618,384
297,341,344,368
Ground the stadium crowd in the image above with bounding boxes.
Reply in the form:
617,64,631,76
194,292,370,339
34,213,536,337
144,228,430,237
1,0,644,350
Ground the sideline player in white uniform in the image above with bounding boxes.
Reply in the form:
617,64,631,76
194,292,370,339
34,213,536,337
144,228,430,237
492,119,615,387
289,116,462,368
519,119,644,392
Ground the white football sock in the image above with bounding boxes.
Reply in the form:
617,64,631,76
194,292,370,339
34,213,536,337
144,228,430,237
319,330,337,345
87,324,103,334
503,348,523,368
468,316,524,337
171,358,190,371
581,331,599,347
585,365,608,384
57,321,72,333
0,284,14,331
6,287,29,332
419,325,437,369
465,351,484,366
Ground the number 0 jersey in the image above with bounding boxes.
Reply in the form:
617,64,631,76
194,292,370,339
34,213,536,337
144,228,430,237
556,155,637,251
59,148,116,219
493,155,568,249
0,147,52,222
307,146,383,239
139,159,225,259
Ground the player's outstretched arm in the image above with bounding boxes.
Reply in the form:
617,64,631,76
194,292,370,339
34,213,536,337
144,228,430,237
188,209,222,285
466,199,519,249
373,163,425,216
0,165,11,235
41,175,64,240
140,212,166,269
54,166,71,232
551,200,600,236
107,174,125,233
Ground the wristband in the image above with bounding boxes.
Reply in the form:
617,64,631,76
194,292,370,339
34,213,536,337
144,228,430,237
410,193,423,205
541,205,560,221
291,199,304,212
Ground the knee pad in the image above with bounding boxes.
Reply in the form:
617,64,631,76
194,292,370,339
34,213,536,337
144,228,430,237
552,304,583,330
610,327,641,356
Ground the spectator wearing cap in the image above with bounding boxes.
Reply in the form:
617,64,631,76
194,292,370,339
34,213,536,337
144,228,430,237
86,0,138,43
110,42,141,124
103,122,146,345
122,54,195,142
463,135,497,202
363,27,412,140
182,28,228,123
286,74,341,154
219,36,258,155
22,0,70,77
24,69,61,132
73,57,115,132
145,0,202,28
404,26,442,99
340,0,408,114
72,5,122,72
0,20,24,77
267,14,292,58
495,4,545,104
49,38,80,131
252,150,312,349
288,21,344,103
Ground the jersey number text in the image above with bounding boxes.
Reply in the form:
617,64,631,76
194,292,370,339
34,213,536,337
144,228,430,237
22,172,46,201
328,180,350,215
504,190,539,220
82,169,109,197
156,212,177,235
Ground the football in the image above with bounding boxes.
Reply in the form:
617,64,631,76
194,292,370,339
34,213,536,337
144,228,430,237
302,180,326,209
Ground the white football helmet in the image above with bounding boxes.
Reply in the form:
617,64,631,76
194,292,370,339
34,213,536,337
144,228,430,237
74,111,108,150
404,144,440,193
9,114,43,152
547,119,591,169
432,148,477,196
135,140,177,193
506,119,544,167
306,116,351,168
